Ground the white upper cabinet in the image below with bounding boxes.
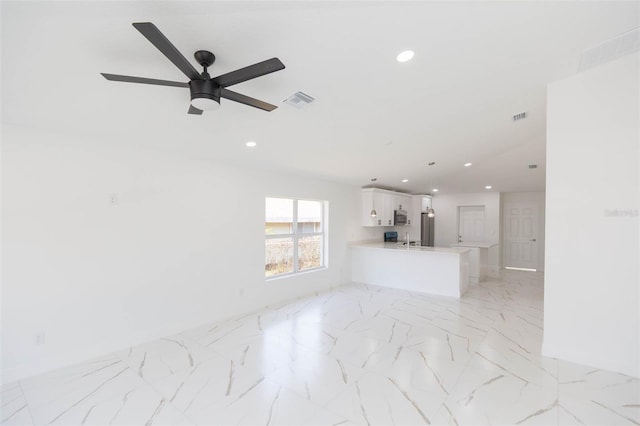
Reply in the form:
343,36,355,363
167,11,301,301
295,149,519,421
362,189,389,226
361,189,413,227
361,190,376,226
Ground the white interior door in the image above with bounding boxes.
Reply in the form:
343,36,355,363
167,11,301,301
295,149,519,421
458,206,485,243
503,203,539,269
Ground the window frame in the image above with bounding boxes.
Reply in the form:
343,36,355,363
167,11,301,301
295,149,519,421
265,197,327,280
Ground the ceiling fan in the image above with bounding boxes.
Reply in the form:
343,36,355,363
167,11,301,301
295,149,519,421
101,22,285,114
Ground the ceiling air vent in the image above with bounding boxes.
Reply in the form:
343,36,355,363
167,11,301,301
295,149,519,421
580,27,639,71
528,164,538,169
283,91,315,108
512,112,527,122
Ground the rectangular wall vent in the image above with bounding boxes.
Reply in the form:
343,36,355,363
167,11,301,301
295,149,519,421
528,164,538,169
283,91,315,108
580,27,639,71
512,112,527,121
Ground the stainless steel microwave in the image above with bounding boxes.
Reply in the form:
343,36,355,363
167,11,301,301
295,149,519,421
394,209,408,226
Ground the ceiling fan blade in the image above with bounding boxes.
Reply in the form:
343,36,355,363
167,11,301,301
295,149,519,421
101,73,188,88
132,22,201,81
213,58,285,88
221,88,277,111
188,105,203,115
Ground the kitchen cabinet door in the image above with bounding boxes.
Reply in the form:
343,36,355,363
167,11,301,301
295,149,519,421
362,190,377,226
381,193,394,226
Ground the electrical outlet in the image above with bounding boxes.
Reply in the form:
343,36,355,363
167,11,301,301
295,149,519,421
35,332,45,346
109,194,118,205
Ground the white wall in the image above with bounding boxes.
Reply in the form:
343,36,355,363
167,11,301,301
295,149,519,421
1,125,367,383
544,53,639,377
501,191,546,271
431,192,501,247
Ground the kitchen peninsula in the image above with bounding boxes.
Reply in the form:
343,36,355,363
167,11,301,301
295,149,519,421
350,242,470,298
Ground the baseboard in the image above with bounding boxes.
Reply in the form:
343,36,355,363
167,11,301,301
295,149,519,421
1,318,204,385
2,281,344,385
542,341,639,378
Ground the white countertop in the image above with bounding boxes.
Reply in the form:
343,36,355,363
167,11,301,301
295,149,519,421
351,242,470,254
450,242,498,248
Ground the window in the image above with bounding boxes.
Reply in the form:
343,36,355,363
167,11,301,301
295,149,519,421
265,197,326,278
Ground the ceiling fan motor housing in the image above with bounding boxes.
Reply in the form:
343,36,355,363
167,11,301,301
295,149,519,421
189,79,221,104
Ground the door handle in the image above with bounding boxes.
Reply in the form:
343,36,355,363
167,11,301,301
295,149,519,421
530,238,537,242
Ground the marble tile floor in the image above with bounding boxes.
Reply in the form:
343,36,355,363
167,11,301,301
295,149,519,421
2,270,638,425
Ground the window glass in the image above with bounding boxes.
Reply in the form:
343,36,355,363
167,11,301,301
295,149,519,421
265,237,294,277
298,235,322,271
297,199,323,234
265,198,326,278
265,198,293,235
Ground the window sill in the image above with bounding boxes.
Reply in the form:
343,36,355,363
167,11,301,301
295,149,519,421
265,266,327,282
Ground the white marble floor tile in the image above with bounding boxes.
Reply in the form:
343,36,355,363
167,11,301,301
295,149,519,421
183,317,264,351
117,334,219,382
469,344,558,388
362,345,469,399
186,378,325,426
320,300,385,331
378,306,439,330
403,322,486,356
324,371,445,425
33,384,191,425
265,346,367,406
11,269,640,426
343,314,414,346
405,333,476,367
485,310,544,355
324,331,394,368
211,333,306,375
300,409,358,426
428,316,491,342
440,365,558,425
1,383,33,425
436,303,502,329
558,360,640,425
265,320,347,355
19,355,140,413
19,358,180,426
150,353,264,418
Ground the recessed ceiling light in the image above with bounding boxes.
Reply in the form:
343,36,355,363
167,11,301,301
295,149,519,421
396,50,414,63
485,185,492,189
245,141,257,147
464,162,472,167
432,188,439,192
401,179,408,183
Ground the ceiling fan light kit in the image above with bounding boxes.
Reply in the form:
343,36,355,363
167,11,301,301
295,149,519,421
189,79,221,111
102,22,285,114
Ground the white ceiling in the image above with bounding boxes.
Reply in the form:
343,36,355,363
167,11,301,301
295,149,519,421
2,1,638,194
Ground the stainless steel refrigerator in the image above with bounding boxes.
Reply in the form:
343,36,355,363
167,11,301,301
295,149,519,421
420,213,435,247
